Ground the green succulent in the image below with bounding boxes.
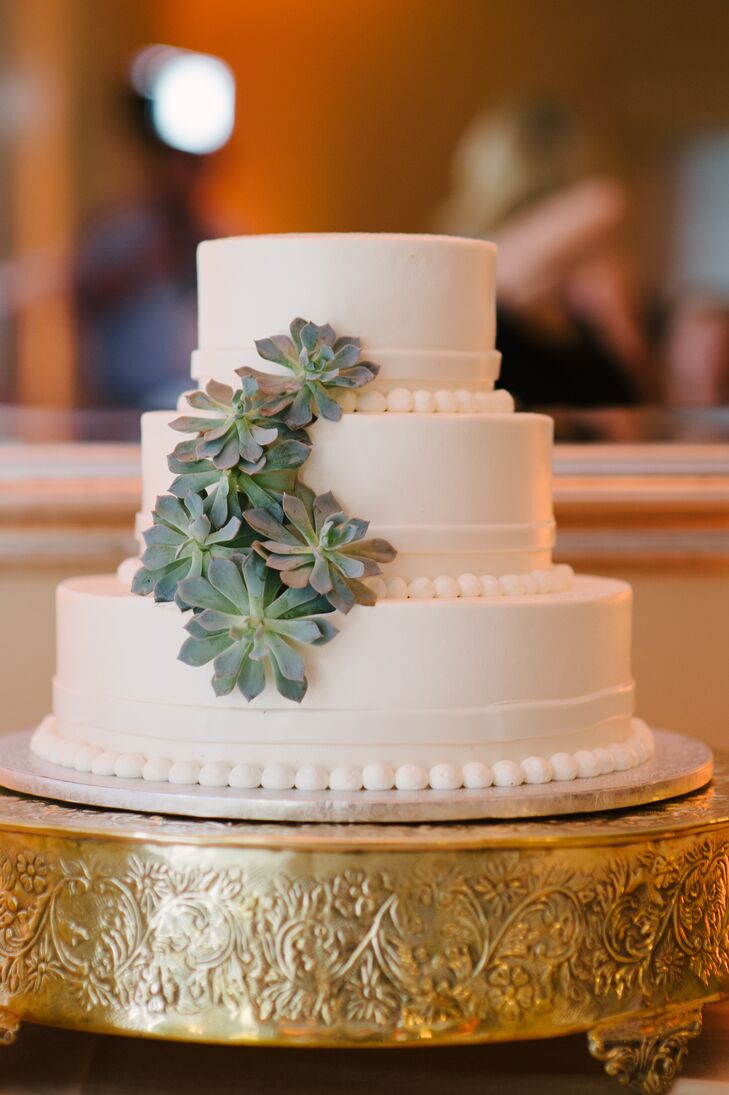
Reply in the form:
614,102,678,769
245,489,396,614
237,317,379,428
167,433,310,524
178,553,337,703
132,493,247,607
170,376,283,469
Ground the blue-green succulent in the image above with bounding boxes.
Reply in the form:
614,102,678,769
245,489,396,614
132,492,247,607
170,376,286,469
167,432,310,524
177,553,337,703
237,317,379,428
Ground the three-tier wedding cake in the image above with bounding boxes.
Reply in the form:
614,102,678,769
32,233,653,795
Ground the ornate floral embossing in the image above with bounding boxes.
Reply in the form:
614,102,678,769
0,759,726,1065
0,831,725,1046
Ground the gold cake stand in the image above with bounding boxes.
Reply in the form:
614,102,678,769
0,738,725,1095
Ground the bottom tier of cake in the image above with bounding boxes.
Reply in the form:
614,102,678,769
31,573,653,791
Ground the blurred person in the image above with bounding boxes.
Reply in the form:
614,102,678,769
433,100,656,408
664,132,729,406
74,91,225,410
664,298,729,405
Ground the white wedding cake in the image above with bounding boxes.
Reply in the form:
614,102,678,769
32,233,653,794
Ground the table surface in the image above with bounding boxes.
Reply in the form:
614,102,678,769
1,1001,728,1094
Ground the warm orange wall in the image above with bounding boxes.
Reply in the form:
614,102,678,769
150,0,729,234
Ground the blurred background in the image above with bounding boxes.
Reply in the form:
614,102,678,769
1,0,729,434
1,0,728,746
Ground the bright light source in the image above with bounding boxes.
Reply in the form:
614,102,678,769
141,48,235,155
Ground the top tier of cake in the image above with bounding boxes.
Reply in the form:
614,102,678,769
192,233,500,390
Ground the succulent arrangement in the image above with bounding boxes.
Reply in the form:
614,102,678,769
134,318,395,702
237,317,379,428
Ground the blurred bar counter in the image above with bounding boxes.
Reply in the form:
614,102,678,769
3,404,729,569
2,405,728,750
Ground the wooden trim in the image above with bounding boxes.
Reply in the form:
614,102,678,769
8,0,77,407
2,443,729,568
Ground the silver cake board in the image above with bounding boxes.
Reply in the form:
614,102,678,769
0,728,713,822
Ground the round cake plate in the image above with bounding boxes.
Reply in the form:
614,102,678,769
0,727,712,821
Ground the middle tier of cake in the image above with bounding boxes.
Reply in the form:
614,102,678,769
139,409,556,579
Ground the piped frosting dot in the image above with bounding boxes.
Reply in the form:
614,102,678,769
39,740,56,764
357,390,387,413
198,762,232,787
500,574,523,596
593,747,615,775
46,735,67,765
91,752,119,777
60,741,80,766
386,387,413,413
228,763,262,789
462,761,493,789
114,753,146,780
337,389,358,413
480,574,504,597
549,752,578,781
433,575,460,598
520,574,539,595
395,764,429,791
552,564,574,591
455,389,478,413
610,743,638,771
261,764,295,790
362,763,395,791
73,745,102,773
329,765,363,791
116,556,141,588
489,388,516,413
633,727,653,762
457,573,482,598
434,389,458,413
295,765,329,791
367,577,388,599
408,576,435,599
429,763,462,790
386,575,409,599
168,761,202,785
474,390,494,412
142,757,173,782
532,569,555,594
521,756,553,784
412,389,436,413
492,759,524,787
573,750,600,778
